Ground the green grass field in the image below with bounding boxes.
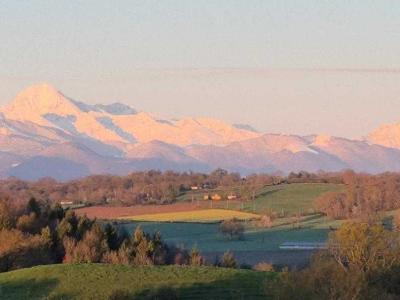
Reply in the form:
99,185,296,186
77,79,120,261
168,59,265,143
244,183,345,215
178,183,344,216
120,213,340,253
0,264,273,300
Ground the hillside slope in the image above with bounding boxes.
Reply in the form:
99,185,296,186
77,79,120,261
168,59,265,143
0,264,272,300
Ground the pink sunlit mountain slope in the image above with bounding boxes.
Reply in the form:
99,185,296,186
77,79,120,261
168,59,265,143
367,122,400,150
1,83,400,180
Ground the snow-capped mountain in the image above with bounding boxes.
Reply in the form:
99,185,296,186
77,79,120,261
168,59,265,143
1,83,400,180
367,122,400,150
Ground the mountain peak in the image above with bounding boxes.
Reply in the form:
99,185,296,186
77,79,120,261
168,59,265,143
367,122,400,149
14,83,63,104
314,134,332,146
1,83,79,125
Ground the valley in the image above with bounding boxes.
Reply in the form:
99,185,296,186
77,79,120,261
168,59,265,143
75,182,344,267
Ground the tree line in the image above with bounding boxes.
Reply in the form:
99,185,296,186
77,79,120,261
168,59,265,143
0,169,344,208
315,171,400,221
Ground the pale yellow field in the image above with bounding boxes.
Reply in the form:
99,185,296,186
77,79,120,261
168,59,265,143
120,209,261,223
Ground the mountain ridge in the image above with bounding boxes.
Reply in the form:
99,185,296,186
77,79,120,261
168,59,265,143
1,83,400,180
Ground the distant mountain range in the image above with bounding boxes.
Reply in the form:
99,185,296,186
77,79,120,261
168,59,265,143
1,83,400,180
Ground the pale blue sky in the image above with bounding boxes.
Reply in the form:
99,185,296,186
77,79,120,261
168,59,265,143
1,1,400,138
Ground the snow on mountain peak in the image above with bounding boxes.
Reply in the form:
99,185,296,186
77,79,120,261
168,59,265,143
1,83,79,125
367,122,400,149
9,83,67,109
314,134,332,146
1,84,128,143
0,84,262,149
1,84,400,178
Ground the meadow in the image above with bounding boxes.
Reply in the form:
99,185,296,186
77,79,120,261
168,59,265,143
120,208,260,222
120,214,339,252
117,213,341,267
242,183,345,215
176,183,344,215
0,264,273,300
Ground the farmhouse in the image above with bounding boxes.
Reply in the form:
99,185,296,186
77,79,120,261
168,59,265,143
60,201,73,209
227,194,237,200
211,194,222,201
60,201,86,210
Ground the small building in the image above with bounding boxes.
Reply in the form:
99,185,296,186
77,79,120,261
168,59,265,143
227,194,237,200
211,194,222,201
60,201,74,209
60,201,86,210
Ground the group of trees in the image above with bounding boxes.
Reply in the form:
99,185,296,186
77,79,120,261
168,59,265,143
287,171,344,184
315,171,400,220
0,197,192,272
268,221,400,299
0,197,244,273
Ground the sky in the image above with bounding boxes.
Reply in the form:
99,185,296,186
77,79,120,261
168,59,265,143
1,0,400,139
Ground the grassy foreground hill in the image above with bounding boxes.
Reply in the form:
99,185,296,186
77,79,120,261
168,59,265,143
0,264,274,300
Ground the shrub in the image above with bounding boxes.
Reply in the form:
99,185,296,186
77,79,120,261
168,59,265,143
27,197,41,216
219,218,244,240
314,191,347,219
219,251,237,268
63,225,108,263
173,250,189,265
258,214,274,228
0,199,16,230
189,247,205,266
393,211,400,231
16,213,41,234
253,262,274,272
0,229,52,272
133,238,153,266
102,243,131,265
